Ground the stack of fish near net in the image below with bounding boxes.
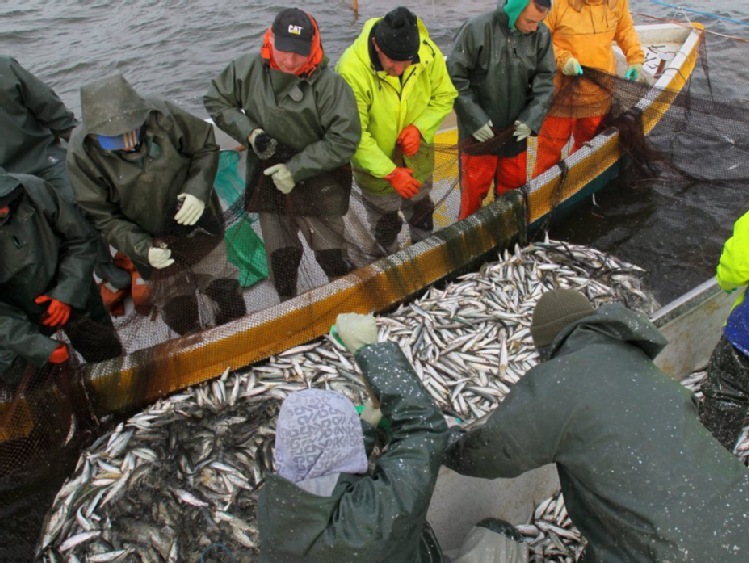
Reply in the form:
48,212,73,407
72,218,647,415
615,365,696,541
37,238,661,562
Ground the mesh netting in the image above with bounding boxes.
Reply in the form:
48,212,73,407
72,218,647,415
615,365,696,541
3,23,749,561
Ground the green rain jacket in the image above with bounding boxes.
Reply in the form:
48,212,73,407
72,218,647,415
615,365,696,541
0,56,77,176
445,304,749,562
336,18,457,195
447,0,556,150
258,342,448,562
203,52,360,210
67,77,220,266
0,173,98,368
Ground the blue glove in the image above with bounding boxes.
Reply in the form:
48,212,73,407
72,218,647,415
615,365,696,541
625,64,643,81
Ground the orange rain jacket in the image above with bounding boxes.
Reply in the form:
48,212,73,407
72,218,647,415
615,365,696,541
545,0,644,117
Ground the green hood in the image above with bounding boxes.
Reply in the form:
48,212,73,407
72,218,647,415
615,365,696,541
502,0,530,30
547,303,668,360
80,74,153,136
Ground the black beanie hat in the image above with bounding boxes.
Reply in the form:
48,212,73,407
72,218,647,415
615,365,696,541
531,289,595,349
375,6,420,61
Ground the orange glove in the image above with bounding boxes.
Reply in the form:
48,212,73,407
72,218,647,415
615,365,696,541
396,124,422,157
385,167,422,199
48,343,69,364
34,295,71,327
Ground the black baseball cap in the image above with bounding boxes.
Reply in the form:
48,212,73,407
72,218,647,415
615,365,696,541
272,8,314,56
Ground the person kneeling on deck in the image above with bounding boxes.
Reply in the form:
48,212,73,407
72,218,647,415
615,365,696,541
257,312,448,561
445,289,749,562
700,208,749,452
0,168,122,387
67,74,246,335
204,8,361,301
336,7,457,259
447,0,555,220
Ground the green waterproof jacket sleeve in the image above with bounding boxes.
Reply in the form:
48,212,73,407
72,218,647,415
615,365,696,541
284,74,361,183
66,142,153,261
344,342,448,540
516,36,556,133
9,57,77,141
447,27,492,136
444,364,564,478
0,301,57,367
162,100,219,202
203,59,260,145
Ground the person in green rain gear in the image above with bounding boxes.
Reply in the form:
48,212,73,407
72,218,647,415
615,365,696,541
205,8,361,301
257,312,448,562
447,0,555,220
67,74,246,335
0,168,122,386
446,290,749,562
0,56,131,292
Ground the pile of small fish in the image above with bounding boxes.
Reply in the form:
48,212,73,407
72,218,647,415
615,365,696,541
516,492,586,562
38,238,659,562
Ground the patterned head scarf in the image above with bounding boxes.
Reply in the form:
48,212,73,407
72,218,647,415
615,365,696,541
274,389,368,484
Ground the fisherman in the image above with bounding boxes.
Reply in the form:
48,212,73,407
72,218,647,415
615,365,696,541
532,0,645,177
67,74,246,335
0,56,132,304
336,6,457,258
700,209,749,452
447,0,555,220
0,168,122,386
257,311,448,561
204,8,360,301
445,289,749,561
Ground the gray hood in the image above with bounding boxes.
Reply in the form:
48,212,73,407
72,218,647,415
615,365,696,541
80,74,153,136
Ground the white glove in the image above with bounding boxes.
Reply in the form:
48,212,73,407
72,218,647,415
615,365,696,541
148,247,174,269
360,400,382,426
263,164,295,194
174,193,205,225
335,312,378,354
513,121,532,141
472,120,494,142
562,57,583,76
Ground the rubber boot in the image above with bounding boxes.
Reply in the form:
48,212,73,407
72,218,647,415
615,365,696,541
161,295,201,335
270,247,303,301
205,278,247,326
315,249,354,281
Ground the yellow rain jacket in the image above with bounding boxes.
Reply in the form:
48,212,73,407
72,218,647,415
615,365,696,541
717,209,749,311
336,17,457,195
545,0,644,117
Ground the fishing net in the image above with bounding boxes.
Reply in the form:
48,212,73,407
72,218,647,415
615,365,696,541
4,21,749,562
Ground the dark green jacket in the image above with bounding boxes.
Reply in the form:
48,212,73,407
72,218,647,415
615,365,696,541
446,304,749,562
0,173,98,368
258,342,448,562
67,86,220,264
447,1,555,144
0,56,77,176
203,52,360,190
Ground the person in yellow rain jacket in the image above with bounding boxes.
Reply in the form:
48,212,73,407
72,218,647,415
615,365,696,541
533,0,644,177
700,209,749,452
336,7,457,259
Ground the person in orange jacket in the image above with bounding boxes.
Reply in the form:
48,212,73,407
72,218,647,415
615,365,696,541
533,0,644,177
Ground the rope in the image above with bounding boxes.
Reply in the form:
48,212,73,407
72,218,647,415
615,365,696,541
648,0,749,28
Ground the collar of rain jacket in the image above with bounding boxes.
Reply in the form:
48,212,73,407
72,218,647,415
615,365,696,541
571,0,617,10
261,12,325,79
80,74,155,136
547,303,668,361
